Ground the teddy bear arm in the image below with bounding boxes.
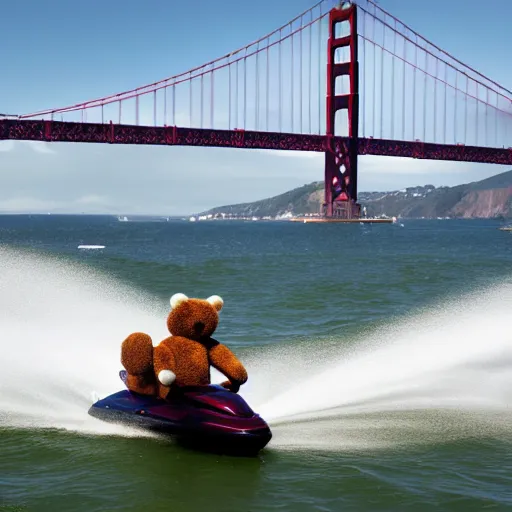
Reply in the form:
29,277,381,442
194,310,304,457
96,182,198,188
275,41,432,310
208,343,248,386
153,344,177,388
121,332,154,375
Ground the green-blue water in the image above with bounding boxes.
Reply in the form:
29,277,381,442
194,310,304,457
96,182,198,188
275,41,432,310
1,215,511,511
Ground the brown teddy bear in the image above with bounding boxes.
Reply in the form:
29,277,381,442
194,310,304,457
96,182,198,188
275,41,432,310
120,293,248,399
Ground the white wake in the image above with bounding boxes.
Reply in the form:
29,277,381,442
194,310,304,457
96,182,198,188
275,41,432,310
1,244,511,451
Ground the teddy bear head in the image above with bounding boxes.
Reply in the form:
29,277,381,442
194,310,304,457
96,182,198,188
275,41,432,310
167,293,224,340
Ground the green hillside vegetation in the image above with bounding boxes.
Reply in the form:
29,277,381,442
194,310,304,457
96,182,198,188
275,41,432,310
201,182,324,218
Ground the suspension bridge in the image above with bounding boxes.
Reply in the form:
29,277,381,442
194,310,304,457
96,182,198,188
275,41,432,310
1,0,511,218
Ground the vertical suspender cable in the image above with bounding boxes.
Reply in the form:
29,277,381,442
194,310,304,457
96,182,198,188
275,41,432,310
308,11,312,134
266,41,270,131
211,67,214,129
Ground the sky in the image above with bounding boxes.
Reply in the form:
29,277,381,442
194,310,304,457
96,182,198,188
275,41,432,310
0,0,511,215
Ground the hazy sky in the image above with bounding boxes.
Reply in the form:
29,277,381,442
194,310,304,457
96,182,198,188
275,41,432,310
0,0,511,215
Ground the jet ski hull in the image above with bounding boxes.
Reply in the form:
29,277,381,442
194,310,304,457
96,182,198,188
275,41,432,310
88,386,272,456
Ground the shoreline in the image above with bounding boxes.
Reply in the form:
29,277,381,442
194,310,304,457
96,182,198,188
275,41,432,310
289,217,394,224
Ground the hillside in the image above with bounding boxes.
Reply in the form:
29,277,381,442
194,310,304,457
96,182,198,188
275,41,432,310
199,182,324,218
359,170,512,219
199,169,512,219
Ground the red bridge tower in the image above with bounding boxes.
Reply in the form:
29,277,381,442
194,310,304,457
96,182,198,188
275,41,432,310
324,2,360,219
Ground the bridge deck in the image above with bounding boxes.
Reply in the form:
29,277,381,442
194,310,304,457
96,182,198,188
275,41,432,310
1,120,511,165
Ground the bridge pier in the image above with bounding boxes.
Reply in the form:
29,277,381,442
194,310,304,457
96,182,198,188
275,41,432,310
324,2,360,219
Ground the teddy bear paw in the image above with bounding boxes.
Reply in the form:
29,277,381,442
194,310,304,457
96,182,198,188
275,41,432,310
158,369,176,386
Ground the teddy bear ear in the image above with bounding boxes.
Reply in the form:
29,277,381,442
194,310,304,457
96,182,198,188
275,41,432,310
170,293,189,310
206,295,224,312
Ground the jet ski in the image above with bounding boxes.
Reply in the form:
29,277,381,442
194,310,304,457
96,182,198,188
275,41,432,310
88,371,272,456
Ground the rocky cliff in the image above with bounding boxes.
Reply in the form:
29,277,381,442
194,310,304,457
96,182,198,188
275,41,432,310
199,170,512,219
448,188,511,218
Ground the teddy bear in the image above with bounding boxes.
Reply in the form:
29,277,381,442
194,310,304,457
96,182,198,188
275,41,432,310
120,293,248,400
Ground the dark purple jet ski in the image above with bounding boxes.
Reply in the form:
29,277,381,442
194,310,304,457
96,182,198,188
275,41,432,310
88,371,272,456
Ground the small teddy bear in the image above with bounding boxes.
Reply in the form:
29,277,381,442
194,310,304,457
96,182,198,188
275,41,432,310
121,293,248,399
